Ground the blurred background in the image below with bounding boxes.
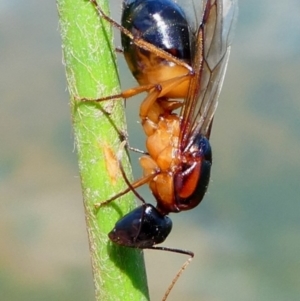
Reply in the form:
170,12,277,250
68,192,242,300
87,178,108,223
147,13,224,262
1,0,300,300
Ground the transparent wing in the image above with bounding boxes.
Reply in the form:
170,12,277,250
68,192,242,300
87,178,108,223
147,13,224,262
179,0,238,148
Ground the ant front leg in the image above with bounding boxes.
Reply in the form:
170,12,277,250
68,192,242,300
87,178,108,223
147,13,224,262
94,140,156,211
94,171,155,209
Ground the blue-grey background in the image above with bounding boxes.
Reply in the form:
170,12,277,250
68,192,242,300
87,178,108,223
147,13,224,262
1,0,300,300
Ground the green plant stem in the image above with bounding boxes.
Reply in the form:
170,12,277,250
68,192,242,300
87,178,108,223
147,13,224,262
56,0,149,300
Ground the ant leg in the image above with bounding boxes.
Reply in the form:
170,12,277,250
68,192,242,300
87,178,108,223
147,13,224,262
139,74,191,119
127,145,148,155
117,156,146,204
94,174,153,209
115,47,123,54
119,130,148,155
89,0,192,71
94,141,156,210
78,82,159,103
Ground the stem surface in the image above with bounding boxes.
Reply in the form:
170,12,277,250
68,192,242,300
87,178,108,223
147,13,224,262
56,0,150,300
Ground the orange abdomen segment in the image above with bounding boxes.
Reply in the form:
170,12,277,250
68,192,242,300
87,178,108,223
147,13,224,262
150,173,178,213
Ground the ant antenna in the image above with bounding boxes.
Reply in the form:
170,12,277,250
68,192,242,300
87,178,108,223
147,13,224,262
147,245,194,301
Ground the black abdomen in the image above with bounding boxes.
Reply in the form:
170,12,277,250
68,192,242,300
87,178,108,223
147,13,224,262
121,0,191,78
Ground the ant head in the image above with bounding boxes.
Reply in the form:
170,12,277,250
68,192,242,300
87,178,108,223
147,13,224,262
109,204,172,248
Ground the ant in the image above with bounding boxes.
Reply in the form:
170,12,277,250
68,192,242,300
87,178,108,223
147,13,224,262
83,0,237,299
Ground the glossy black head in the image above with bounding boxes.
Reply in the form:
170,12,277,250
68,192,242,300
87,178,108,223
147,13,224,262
108,204,172,248
121,0,191,61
